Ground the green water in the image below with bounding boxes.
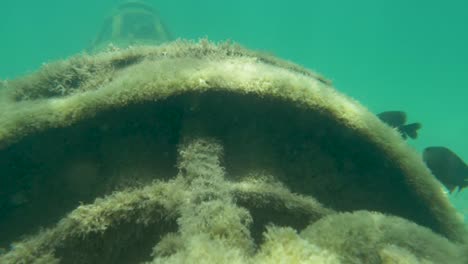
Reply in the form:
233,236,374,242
1,0,467,218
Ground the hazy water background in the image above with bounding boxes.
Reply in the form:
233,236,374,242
1,0,467,219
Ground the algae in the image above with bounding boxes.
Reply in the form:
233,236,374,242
0,40,466,263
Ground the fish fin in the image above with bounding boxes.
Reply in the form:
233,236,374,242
400,131,408,140
448,185,457,194
461,178,468,192
441,182,457,194
401,123,422,139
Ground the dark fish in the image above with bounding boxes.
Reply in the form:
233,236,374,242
377,111,422,139
423,146,468,193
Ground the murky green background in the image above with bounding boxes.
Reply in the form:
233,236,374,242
1,0,467,219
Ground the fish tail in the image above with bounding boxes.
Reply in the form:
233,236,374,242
401,123,422,139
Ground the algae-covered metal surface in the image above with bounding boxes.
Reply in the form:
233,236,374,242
0,40,466,263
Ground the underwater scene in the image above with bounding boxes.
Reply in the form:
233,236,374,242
0,0,467,263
